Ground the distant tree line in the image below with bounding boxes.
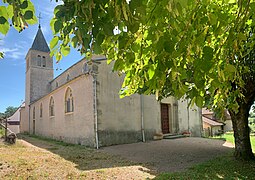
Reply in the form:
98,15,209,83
0,106,18,119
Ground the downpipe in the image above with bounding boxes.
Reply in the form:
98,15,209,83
140,94,145,142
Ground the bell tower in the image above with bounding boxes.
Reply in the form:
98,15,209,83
25,26,53,105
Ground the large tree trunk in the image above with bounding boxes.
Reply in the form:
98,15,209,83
229,102,255,161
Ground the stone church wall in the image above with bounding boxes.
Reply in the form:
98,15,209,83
29,75,95,146
50,59,87,92
96,61,162,146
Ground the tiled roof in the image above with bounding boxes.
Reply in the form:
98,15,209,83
202,116,223,126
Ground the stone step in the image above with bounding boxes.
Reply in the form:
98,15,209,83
163,134,187,139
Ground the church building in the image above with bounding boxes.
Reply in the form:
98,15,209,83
20,27,202,148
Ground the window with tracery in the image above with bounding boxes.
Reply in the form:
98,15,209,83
65,87,74,113
49,97,55,116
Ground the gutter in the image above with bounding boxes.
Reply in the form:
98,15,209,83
140,94,145,142
92,73,99,149
28,104,31,134
187,100,190,133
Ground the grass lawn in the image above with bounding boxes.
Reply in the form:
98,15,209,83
214,132,255,152
0,134,154,179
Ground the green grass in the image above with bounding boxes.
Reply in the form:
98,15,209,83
215,132,255,152
155,155,255,180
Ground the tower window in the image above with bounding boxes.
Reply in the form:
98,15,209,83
56,81,58,88
37,55,41,66
65,87,74,113
49,97,55,117
42,56,46,67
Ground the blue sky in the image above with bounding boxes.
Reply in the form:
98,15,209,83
0,1,82,112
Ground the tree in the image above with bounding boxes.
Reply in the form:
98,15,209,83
4,106,18,118
49,0,255,160
1,0,255,160
0,0,37,58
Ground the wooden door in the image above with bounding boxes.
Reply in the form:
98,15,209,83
161,104,170,134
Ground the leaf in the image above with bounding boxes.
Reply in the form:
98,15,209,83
195,96,204,107
50,36,59,49
24,10,33,20
61,46,70,56
148,66,155,79
225,64,236,73
203,46,213,61
20,1,28,9
56,52,62,61
0,16,7,24
54,20,63,33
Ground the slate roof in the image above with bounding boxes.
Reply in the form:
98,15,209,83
30,27,50,52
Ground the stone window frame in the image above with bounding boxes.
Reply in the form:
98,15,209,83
49,96,55,117
65,87,74,113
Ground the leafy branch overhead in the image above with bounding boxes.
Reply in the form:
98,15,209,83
50,0,255,112
0,0,37,35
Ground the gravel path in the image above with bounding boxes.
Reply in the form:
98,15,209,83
101,137,234,173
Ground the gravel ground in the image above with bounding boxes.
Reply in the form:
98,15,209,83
101,137,234,173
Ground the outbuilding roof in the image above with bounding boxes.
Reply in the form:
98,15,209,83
202,116,223,126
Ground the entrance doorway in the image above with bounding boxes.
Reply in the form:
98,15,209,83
161,103,170,134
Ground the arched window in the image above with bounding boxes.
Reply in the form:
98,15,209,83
40,103,43,118
65,87,74,113
56,81,58,88
66,74,70,81
42,56,46,67
49,97,55,116
37,55,41,66
33,106,35,119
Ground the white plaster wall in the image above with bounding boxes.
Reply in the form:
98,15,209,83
20,107,29,133
96,61,161,133
224,119,233,132
7,124,20,134
177,99,202,136
29,75,95,146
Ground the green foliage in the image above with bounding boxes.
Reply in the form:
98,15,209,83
0,0,37,58
0,106,18,118
0,0,37,34
49,0,255,115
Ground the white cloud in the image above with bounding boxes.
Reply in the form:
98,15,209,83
0,42,28,60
